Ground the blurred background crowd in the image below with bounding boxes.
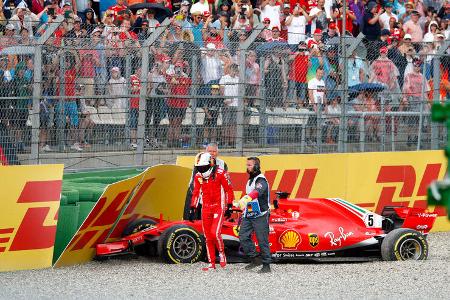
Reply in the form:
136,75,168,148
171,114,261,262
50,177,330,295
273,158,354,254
0,0,449,160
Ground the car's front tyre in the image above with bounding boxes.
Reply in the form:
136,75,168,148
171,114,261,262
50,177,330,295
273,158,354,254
157,225,205,264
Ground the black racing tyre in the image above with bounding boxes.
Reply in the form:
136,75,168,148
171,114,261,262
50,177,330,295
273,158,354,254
122,218,157,237
157,225,205,264
122,218,158,257
381,228,428,261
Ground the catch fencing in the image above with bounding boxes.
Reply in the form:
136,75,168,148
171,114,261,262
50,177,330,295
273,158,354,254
0,16,448,168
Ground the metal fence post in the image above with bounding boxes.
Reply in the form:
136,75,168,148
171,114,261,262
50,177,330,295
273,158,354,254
238,23,264,154
417,60,427,151
190,55,198,148
431,41,449,149
30,46,42,164
58,52,66,151
136,18,171,165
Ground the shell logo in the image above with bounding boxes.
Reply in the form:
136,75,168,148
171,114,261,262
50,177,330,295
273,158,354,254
279,229,301,250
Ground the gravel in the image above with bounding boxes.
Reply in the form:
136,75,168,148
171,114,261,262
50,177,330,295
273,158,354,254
1,232,449,300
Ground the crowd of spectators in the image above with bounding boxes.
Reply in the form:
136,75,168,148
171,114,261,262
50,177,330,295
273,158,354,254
0,0,449,151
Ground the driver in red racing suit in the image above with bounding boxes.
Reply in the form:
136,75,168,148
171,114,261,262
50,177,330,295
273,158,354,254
190,152,234,271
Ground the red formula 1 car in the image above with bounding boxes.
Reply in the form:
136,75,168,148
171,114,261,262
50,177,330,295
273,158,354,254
96,192,437,263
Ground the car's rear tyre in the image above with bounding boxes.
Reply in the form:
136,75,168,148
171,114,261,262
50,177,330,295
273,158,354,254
157,225,205,264
381,228,428,261
122,218,157,256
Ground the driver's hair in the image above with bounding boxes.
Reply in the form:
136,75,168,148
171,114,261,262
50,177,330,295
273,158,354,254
206,142,219,150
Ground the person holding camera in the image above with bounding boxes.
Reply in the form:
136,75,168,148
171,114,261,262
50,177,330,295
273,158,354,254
285,4,311,45
238,157,272,273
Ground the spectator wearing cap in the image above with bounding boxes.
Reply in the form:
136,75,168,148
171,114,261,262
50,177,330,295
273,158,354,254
363,1,382,41
400,1,415,22
137,19,151,40
261,17,273,41
287,41,310,106
260,0,281,30
191,0,210,15
402,57,430,146
306,28,323,50
322,22,339,45
310,0,327,34
200,42,223,103
190,11,205,47
369,46,401,103
267,26,286,41
402,10,423,42
285,4,311,45
380,2,398,30
280,2,291,40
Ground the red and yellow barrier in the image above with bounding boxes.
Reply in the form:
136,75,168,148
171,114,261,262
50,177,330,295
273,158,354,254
177,150,450,232
0,165,64,272
54,165,191,267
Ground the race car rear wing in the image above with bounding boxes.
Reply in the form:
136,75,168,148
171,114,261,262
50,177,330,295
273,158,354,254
381,206,437,234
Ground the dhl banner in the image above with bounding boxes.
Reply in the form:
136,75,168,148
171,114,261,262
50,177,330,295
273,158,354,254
177,150,450,232
0,165,64,272
54,172,145,267
105,165,192,243
54,165,192,267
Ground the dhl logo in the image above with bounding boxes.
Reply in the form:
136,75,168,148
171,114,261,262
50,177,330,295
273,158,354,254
0,180,61,254
66,178,155,252
374,164,446,217
229,164,446,217
229,169,317,199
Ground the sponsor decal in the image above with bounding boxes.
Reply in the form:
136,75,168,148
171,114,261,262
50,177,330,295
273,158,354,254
272,252,336,258
291,211,300,219
324,227,354,247
232,225,240,237
256,183,263,189
269,226,275,234
198,177,203,184
417,213,438,218
416,225,428,230
279,229,301,250
308,233,319,248
272,217,288,223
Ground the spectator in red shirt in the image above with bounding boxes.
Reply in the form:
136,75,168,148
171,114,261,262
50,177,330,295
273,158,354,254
109,0,128,21
287,41,310,106
167,62,192,147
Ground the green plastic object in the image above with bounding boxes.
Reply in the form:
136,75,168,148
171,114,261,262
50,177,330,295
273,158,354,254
77,202,96,228
427,103,450,219
53,204,80,263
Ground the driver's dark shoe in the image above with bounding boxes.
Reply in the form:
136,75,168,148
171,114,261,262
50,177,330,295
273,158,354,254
244,257,262,270
257,264,271,274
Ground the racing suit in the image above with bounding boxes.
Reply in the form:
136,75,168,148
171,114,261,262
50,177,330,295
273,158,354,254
191,167,234,266
184,158,228,220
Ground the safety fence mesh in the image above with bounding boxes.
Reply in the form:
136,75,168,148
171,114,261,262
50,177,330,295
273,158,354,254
0,20,448,168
